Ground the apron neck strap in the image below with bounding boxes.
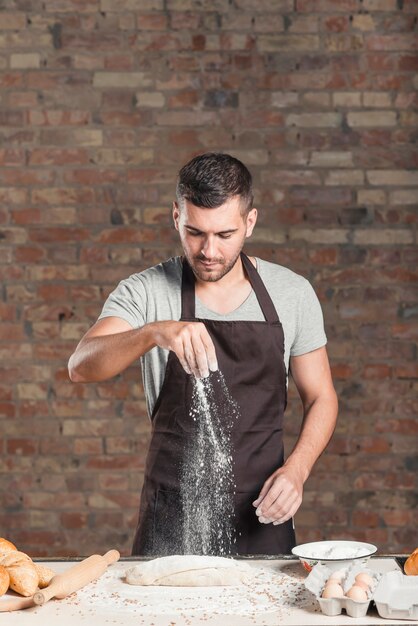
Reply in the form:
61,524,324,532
181,253,280,323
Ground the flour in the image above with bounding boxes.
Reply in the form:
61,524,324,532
71,561,317,619
180,371,240,555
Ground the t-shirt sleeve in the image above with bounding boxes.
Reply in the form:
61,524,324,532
97,276,147,329
290,279,327,357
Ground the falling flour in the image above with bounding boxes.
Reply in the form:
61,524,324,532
180,371,240,555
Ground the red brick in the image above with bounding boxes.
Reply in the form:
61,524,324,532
323,16,349,32
29,227,90,243
7,439,39,455
86,456,144,470
36,284,69,301
10,208,41,224
0,303,17,323
168,90,199,108
63,169,122,185
398,55,418,71
104,54,134,70
352,511,380,527
60,512,89,529
28,148,90,166
27,110,90,126
0,148,25,166
383,511,414,526
101,92,134,111
0,324,25,340
92,512,126,528
297,0,359,9
23,493,85,510
79,246,109,265
364,363,393,379
31,188,95,206
0,383,13,399
0,170,55,186
347,529,389,545
375,418,418,435
0,403,16,418
74,438,104,455
40,438,73,455
14,245,45,263
98,474,130,490
353,437,391,454
331,363,353,379
395,364,418,379
137,13,168,30
367,34,418,51
309,248,338,265
99,111,151,127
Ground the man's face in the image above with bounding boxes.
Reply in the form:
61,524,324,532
173,196,257,283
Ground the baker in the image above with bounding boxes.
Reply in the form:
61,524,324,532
68,152,338,556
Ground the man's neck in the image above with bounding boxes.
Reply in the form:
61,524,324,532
197,255,247,290
193,256,256,315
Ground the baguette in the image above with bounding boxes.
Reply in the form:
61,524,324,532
0,551,39,597
0,565,9,596
405,547,418,576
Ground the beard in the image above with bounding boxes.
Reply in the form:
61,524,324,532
186,247,243,283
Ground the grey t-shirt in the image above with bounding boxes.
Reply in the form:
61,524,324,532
98,256,327,417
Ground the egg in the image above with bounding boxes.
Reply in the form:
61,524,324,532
355,579,370,592
322,582,344,599
355,572,374,588
328,568,345,583
346,585,368,602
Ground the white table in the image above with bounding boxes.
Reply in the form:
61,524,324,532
1,556,414,626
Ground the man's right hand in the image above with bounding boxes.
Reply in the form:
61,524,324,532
151,321,218,379
68,317,218,384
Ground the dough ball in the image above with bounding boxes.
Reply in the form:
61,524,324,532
126,555,253,587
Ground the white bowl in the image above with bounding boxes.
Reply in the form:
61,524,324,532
292,540,377,572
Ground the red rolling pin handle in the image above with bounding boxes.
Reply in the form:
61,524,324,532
33,549,120,606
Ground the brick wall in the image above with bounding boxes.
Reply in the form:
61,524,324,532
0,0,416,556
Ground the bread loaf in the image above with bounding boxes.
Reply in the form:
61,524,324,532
0,565,10,596
405,547,418,576
0,551,39,597
0,537,17,558
34,563,55,588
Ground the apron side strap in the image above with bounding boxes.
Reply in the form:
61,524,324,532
241,253,280,324
181,257,196,319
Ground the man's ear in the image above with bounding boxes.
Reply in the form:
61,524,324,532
173,201,180,230
245,208,258,238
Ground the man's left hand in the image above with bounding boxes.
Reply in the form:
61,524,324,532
252,465,304,525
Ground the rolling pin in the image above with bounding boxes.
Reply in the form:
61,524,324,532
32,549,120,606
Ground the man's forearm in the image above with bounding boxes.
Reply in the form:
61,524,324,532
68,324,158,383
284,391,338,483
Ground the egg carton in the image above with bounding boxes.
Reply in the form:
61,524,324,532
374,570,418,620
305,562,381,618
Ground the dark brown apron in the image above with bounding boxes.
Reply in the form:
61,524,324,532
132,252,296,555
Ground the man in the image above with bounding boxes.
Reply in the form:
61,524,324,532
68,152,338,556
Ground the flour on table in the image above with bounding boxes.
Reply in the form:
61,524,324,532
71,561,317,619
125,554,253,586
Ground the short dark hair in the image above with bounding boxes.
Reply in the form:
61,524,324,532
176,152,253,215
